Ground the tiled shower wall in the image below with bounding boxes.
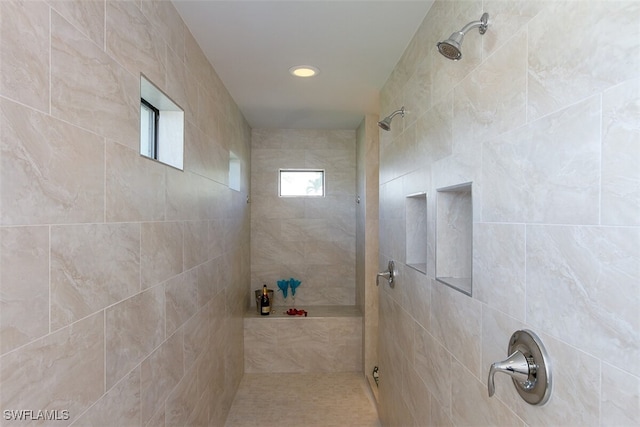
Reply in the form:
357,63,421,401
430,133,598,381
250,129,356,307
0,1,250,426
377,1,639,426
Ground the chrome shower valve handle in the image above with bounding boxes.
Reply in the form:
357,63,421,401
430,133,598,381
376,260,396,288
487,330,552,406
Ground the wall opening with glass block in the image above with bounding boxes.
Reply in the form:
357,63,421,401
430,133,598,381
436,182,472,296
405,192,427,274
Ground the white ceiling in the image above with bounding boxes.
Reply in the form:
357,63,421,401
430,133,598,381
172,1,434,130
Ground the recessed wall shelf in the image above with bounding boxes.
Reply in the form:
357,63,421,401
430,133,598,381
436,183,472,296
406,192,427,274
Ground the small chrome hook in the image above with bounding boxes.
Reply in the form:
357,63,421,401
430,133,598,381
376,260,396,288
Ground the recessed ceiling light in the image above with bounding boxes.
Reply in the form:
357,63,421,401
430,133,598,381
289,65,320,78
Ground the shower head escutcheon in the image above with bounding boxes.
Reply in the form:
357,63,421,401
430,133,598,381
437,12,489,61
378,106,405,131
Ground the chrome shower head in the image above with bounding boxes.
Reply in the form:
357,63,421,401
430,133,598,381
437,13,489,61
378,107,405,131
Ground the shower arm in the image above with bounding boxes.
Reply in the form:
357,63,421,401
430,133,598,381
458,13,489,36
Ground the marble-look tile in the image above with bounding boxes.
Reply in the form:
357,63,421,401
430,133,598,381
0,313,104,426
183,220,208,270
601,77,640,226
473,222,526,320
164,363,198,427
482,96,601,224
51,11,138,150
527,225,640,376
140,0,185,59
453,29,527,145
430,283,482,378
451,358,524,426
105,141,166,222
50,0,105,48
413,324,452,414
601,363,640,426
0,0,49,112
106,1,166,89
71,367,141,427
224,373,379,427
0,226,49,355
528,1,640,120
105,286,165,389
183,305,209,369
403,55,433,127
0,98,105,226
165,270,198,336
51,223,140,330
504,332,600,427
141,329,184,426
165,168,202,221
141,221,183,289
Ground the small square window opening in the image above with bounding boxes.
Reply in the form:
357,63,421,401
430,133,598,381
279,169,325,197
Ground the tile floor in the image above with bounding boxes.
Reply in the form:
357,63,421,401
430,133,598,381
224,372,381,427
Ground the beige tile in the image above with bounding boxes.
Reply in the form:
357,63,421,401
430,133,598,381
141,222,183,289
526,225,640,376
164,363,198,427
0,226,49,354
414,324,452,413
451,358,524,426
528,1,640,120
601,363,640,426
0,313,104,426
165,270,198,336
430,283,482,378
0,0,49,112
51,10,138,150
51,223,141,330
105,286,165,389
141,329,184,426
140,0,185,59
183,306,209,369
453,28,527,145
105,141,166,222
106,1,166,89
601,77,640,226
473,223,526,320
0,98,105,225
224,373,379,427
184,220,208,270
482,96,601,224
71,367,141,427
50,0,105,48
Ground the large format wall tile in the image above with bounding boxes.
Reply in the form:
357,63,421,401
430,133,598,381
105,286,165,389
0,98,105,225
49,0,105,48
526,225,640,377
0,226,49,355
601,77,640,226
0,313,104,426
51,11,138,149
51,223,141,330
141,222,183,289
0,0,50,112
482,97,601,224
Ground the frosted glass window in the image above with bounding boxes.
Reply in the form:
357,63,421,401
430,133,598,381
279,169,324,197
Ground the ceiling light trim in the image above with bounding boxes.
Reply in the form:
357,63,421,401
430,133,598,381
289,65,320,78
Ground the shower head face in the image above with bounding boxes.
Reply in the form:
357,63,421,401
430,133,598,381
437,41,462,60
437,32,463,60
377,117,392,131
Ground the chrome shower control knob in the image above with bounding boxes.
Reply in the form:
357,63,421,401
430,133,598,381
487,330,552,406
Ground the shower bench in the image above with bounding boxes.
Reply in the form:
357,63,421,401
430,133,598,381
243,305,362,373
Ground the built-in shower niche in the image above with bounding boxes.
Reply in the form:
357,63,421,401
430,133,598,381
436,183,472,296
405,192,427,274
